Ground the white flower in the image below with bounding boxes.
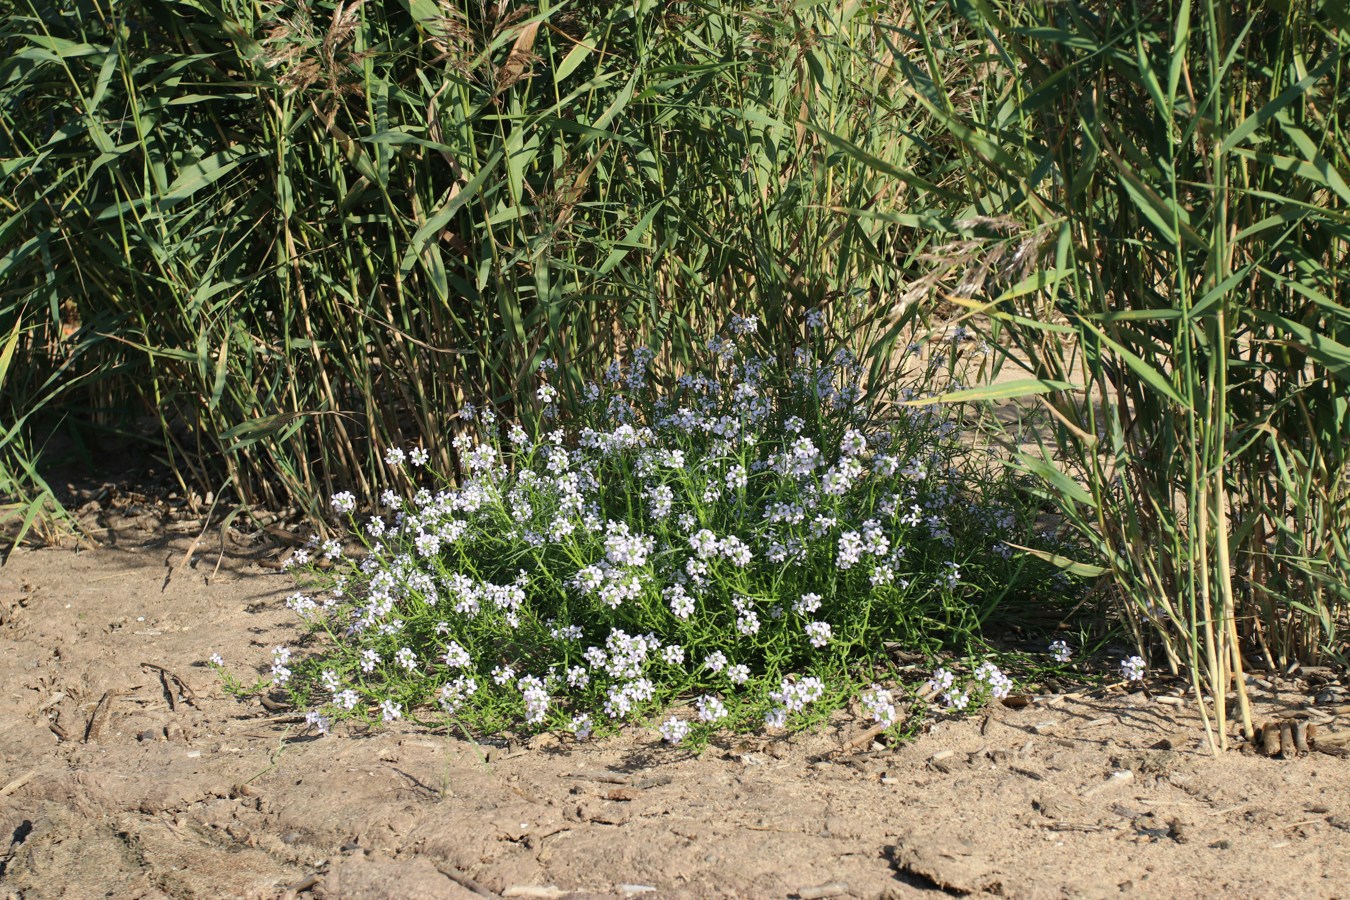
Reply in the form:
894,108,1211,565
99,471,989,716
384,447,406,467
305,711,331,735
537,383,558,404
974,661,1012,699
1050,640,1072,663
330,491,356,514
665,584,694,620
661,645,686,666
519,675,549,725
409,447,430,467
659,716,690,744
836,531,864,569
443,641,471,668
770,675,825,713
703,651,728,673
569,714,593,739
719,535,753,567
726,663,750,685
1121,655,1146,682
725,465,748,490
690,529,720,559
805,621,832,648
696,695,728,723
924,666,955,695
380,699,403,722
360,649,379,673
861,685,896,728
336,689,360,710
840,427,867,457
764,707,787,729
208,653,224,667
794,593,822,615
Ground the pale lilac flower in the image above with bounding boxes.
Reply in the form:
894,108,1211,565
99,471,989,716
703,651,728,673
380,699,402,722
696,695,728,723
208,653,224,667
438,675,477,713
659,716,690,744
924,666,955,695
443,641,471,668
836,531,864,569
861,685,896,728
359,649,379,673
794,592,822,616
764,707,787,729
974,661,1012,699
727,663,750,685
770,675,825,713
569,714,593,739
305,710,331,735
1050,640,1072,663
664,584,694,619
336,689,360,710
840,427,867,457
1121,655,1146,682
519,675,549,725
719,535,753,567
661,645,686,666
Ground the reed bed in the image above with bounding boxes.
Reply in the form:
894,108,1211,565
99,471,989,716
3,0,1347,748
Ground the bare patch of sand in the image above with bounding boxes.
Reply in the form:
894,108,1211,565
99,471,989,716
1,538,1346,899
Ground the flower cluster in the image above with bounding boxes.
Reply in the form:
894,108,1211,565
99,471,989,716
1049,640,1072,664
266,322,1066,741
924,661,1014,712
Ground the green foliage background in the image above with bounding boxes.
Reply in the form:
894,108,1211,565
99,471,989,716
3,0,1348,705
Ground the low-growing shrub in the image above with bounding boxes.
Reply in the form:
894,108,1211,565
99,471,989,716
263,321,1068,742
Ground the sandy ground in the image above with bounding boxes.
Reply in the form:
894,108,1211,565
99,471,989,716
1,529,1348,899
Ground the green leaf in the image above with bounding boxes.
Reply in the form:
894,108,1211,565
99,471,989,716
1003,542,1108,578
905,378,1077,405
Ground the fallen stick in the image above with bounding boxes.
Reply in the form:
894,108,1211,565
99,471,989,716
0,769,38,797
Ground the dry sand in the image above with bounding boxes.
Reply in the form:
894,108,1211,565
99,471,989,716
1,530,1347,899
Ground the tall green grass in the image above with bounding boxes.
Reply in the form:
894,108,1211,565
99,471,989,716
843,0,1348,749
4,0,1347,744
1,0,930,526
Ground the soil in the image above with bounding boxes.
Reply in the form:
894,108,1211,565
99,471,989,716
1,527,1348,899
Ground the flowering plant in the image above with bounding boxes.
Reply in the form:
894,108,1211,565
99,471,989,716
266,318,1065,742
